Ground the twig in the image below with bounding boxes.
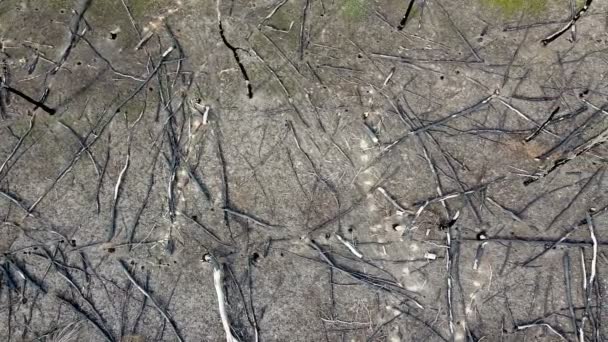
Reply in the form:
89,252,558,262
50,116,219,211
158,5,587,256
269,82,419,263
563,252,579,339
56,295,115,342
204,254,239,342
473,241,487,270
397,0,417,30
0,190,32,216
299,0,310,60
503,16,528,87
585,211,599,340
542,0,594,45
109,138,131,241
410,92,495,136
496,97,557,137
52,0,91,75
118,261,184,342
376,187,413,214
0,114,35,178
95,137,110,215
58,120,100,176
222,207,281,230
0,84,56,115
307,239,422,307
217,0,252,98
486,197,528,226
366,310,403,342
177,211,230,246
4,257,46,294
186,166,211,202
521,226,584,267
434,0,482,62
516,323,567,340
128,147,159,250
527,130,608,185
335,234,363,259
586,212,597,289
545,168,602,230
259,0,289,28
445,211,459,337
249,48,310,127
247,256,260,342
413,177,503,207
525,106,560,142
498,242,512,276
534,104,604,161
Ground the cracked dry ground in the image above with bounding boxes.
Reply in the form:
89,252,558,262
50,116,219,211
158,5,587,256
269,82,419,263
1,0,608,341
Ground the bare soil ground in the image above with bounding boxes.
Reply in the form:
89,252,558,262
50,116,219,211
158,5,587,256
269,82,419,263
0,0,608,341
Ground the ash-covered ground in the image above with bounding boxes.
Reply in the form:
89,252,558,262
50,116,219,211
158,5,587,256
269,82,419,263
1,0,608,341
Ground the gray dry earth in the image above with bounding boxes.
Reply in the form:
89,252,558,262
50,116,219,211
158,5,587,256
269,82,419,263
0,0,608,341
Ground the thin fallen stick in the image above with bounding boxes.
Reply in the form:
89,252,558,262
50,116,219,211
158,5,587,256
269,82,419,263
525,106,560,142
118,261,184,342
249,48,310,127
54,268,113,341
259,0,289,28
217,0,252,98
224,264,256,341
77,34,145,82
535,104,605,161
128,146,159,249
486,197,527,225
545,168,602,231
0,190,33,216
204,254,239,342
246,256,260,342
56,295,115,342
521,225,585,267
109,138,131,241
399,307,449,342
52,0,91,75
456,232,608,248
413,177,503,207
307,239,422,308
409,92,496,136
397,0,417,30
527,130,608,185
177,211,230,246
542,0,593,45
1,84,56,115
516,323,567,340
186,167,211,201
58,120,100,176
502,15,528,87
586,212,597,288
376,187,413,214
298,0,310,60
496,97,558,138
335,233,363,259
434,0,482,62
473,241,487,270
498,242,512,276
366,310,403,342
585,211,599,339
222,207,281,230
5,257,46,294
579,249,588,342
0,113,35,177
563,253,579,339
445,211,459,337
95,138,110,215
